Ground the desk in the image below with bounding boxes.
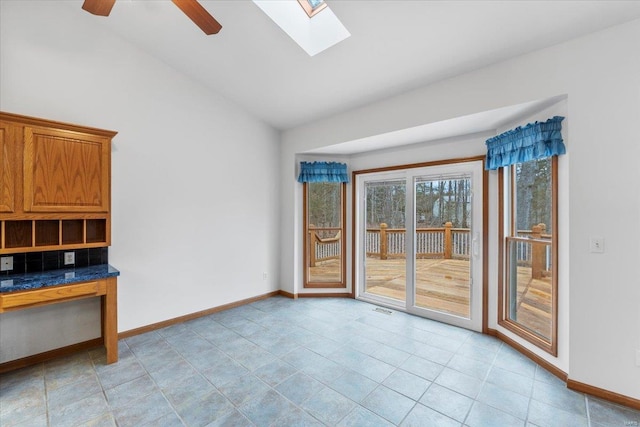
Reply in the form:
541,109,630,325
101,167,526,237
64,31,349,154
0,265,120,365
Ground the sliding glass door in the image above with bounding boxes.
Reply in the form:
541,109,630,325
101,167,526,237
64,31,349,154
355,160,484,331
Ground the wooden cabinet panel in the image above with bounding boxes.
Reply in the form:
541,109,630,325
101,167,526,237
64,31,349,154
24,127,110,213
0,281,100,312
0,122,16,213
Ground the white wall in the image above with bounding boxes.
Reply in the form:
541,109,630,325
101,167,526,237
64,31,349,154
0,1,280,361
281,20,640,399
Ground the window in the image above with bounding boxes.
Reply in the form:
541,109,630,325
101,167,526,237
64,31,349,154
303,182,346,288
297,0,327,17
253,0,349,56
499,156,558,355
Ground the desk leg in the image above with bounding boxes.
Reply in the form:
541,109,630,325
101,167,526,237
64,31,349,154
103,277,118,364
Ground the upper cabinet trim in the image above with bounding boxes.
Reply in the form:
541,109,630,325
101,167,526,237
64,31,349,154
0,112,118,139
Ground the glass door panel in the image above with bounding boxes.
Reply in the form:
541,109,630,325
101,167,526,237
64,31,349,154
409,161,483,331
363,179,407,305
414,175,472,318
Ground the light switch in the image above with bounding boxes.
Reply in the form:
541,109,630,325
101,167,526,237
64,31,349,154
589,237,604,253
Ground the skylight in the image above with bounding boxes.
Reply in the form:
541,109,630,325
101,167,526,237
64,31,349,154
253,0,350,57
298,0,328,18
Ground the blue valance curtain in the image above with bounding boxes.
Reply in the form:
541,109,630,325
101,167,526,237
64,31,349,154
297,161,349,183
485,116,566,170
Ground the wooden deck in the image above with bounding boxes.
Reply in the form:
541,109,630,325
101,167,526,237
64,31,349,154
363,258,471,317
513,266,552,340
310,258,552,337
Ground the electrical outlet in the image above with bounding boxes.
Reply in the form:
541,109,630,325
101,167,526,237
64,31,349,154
0,256,13,271
64,252,75,265
589,237,604,253
636,350,640,367
263,272,268,280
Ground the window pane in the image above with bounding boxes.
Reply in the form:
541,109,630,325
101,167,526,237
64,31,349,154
306,182,344,285
514,158,552,235
309,183,341,229
507,238,553,341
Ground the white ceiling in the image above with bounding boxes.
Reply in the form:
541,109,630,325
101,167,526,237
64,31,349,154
56,1,640,130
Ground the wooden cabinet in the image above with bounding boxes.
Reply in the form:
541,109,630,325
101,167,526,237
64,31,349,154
0,112,116,254
24,126,110,213
0,121,17,213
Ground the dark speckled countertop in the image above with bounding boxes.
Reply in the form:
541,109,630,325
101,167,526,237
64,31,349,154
0,264,120,293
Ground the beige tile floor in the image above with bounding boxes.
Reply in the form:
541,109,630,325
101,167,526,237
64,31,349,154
1,297,638,426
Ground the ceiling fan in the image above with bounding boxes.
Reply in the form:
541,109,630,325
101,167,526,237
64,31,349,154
81,0,222,35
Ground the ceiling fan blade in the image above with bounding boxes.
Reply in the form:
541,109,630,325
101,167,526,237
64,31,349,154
81,0,116,17
171,0,222,35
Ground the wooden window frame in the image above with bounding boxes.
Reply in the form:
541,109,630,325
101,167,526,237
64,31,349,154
303,182,347,288
498,156,559,356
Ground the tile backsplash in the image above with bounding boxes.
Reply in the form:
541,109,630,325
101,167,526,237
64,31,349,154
1,247,108,276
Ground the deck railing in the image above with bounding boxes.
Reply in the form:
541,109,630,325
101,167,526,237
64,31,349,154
364,222,551,272
308,228,341,267
366,222,469,260
311,222,551,276
512,223,552,279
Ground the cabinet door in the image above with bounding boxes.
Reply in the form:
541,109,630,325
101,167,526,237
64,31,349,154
23,127,110,213
0,122,17,213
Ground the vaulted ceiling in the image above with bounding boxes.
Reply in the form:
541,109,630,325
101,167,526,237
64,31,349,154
33,1,640,129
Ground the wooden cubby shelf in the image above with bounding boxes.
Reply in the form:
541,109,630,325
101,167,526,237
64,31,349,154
35,220,59,247
0,219,108,253
86,219,107,244
5,221,32,249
